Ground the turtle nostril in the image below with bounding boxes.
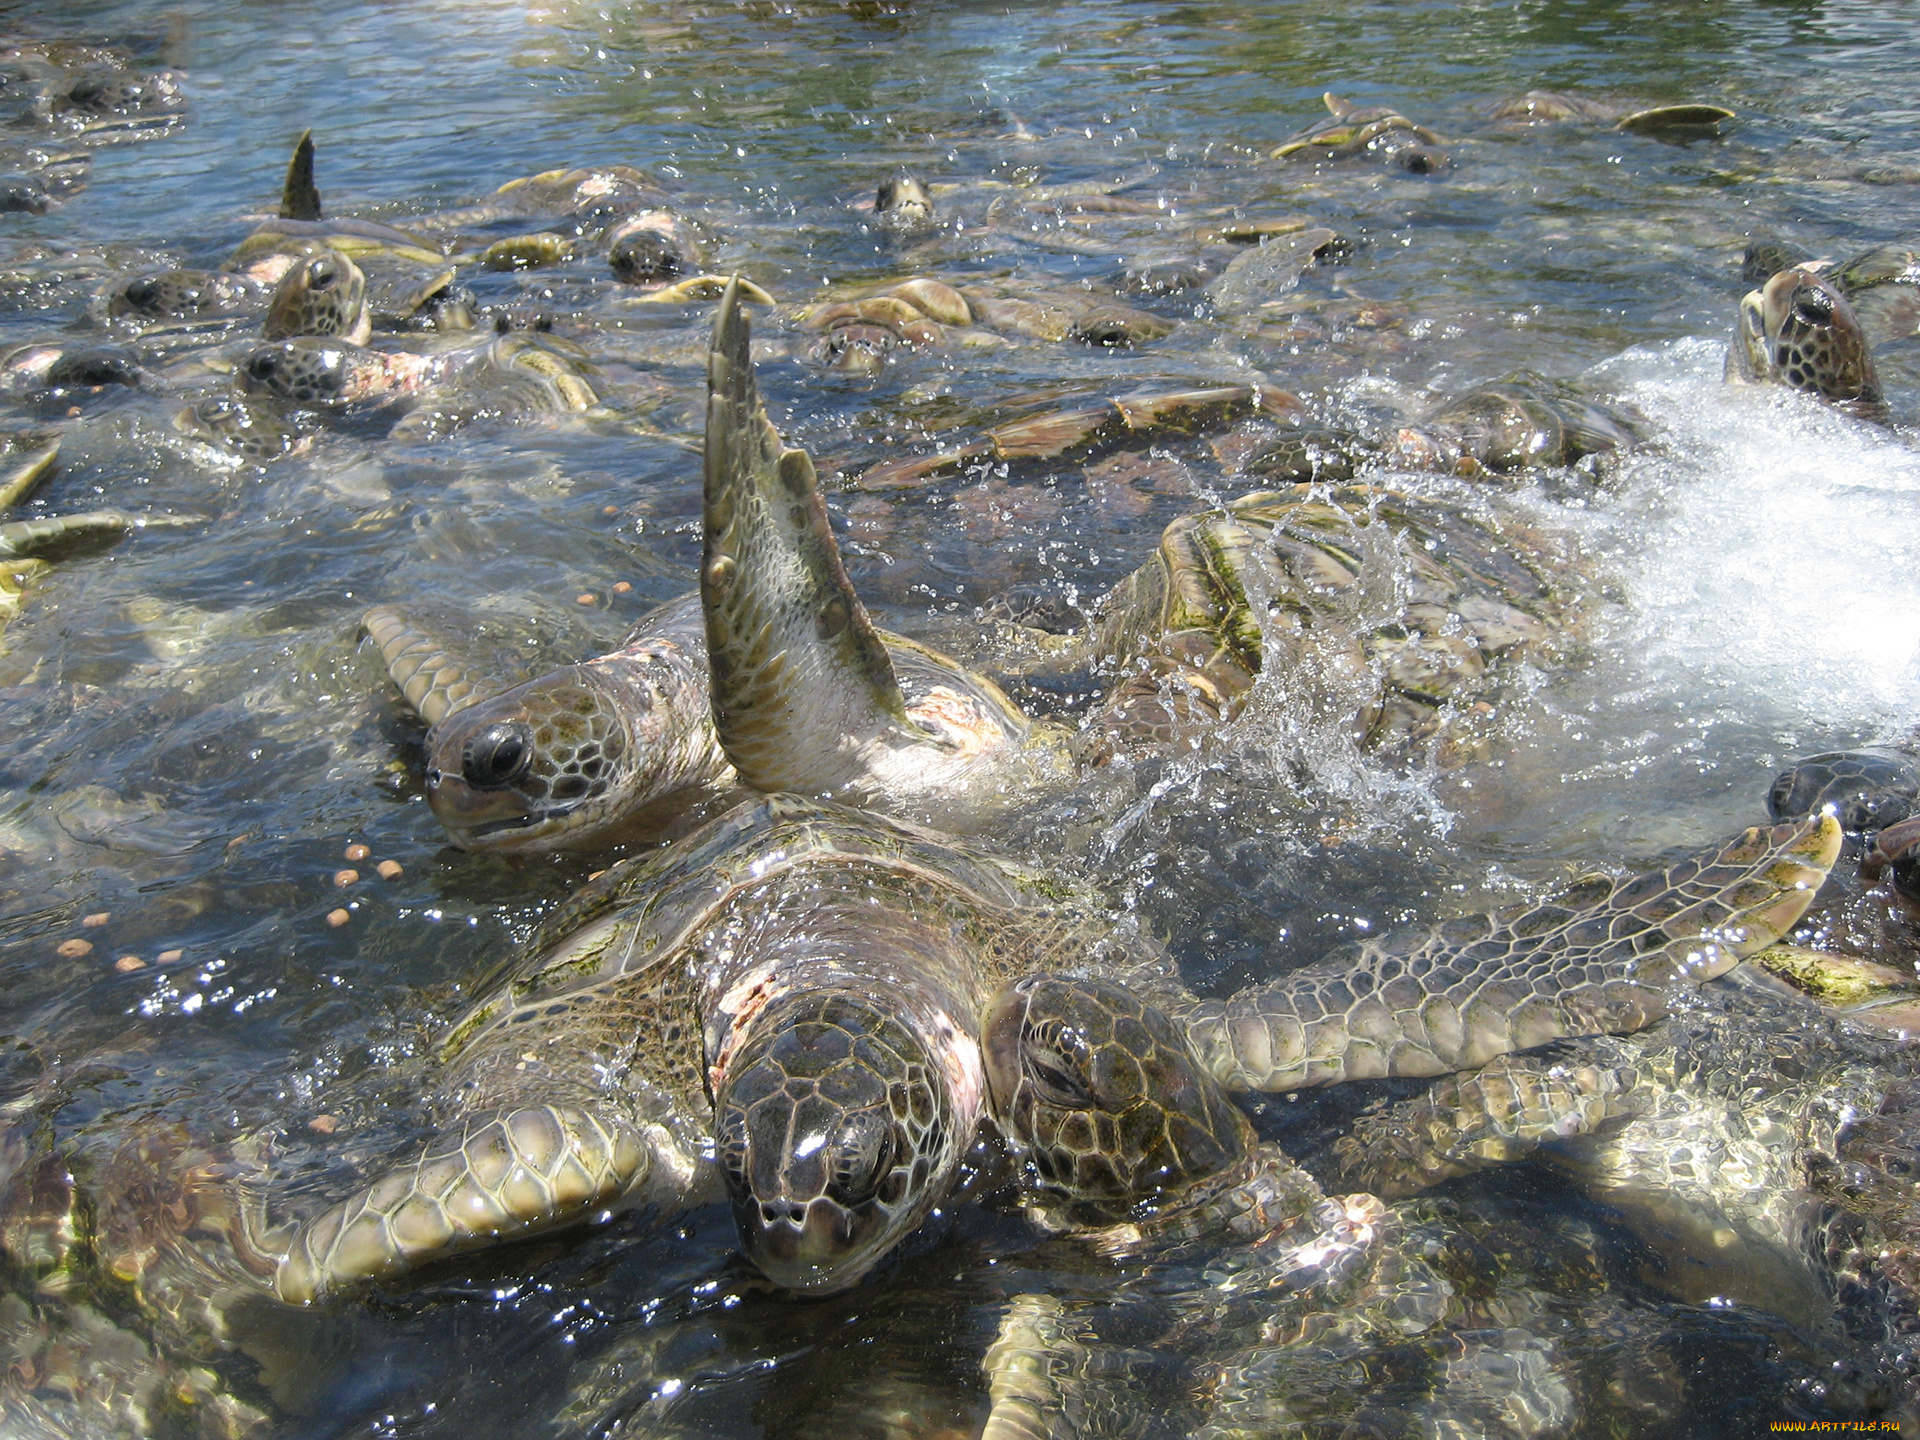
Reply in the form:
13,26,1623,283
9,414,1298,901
460,723,533,789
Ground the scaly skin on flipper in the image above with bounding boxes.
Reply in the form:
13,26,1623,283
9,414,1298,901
1182,814,1840,1093
362,604,522,726
1726,265,1886,420
280,128,320,221
703,277,1072,827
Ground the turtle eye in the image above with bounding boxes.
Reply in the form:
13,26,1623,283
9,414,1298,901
308,257,337,291
824,1114,897,1208
461,723,533,788
1793,286,1834,327
1023,1024,1096,1109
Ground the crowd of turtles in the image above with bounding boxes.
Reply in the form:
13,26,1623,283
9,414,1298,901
3,17,1920,1439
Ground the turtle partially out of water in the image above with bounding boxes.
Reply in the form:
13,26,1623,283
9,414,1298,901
234,328,609,435
797,274,1173,375
262,793,1190,1301
973,821,1852,1435
1725,264,1886,420
1487,90,1735,137
1273,93,1452,174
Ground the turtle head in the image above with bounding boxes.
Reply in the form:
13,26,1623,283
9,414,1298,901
423,666,660,852
983,975,1251,1224
172,395,302,461
715,991,963,1294
874,173,936,237
263,246,369,343
607,212,699,286
238,338,358,406
1730,266,1884,418
807,320,905,377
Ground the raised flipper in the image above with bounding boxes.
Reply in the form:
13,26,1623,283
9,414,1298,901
362,604,554,726
0,438,57,510
1331,1053,1636,1199
0,509,148,560
280,129,321,222
1184,814,1842,1092
274,1102,696,1304
702,276,927,796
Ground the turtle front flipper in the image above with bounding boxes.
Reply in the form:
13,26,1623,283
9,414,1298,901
1331,1052,1637,1199
280,129,321,222
362,605,531,726
274,1103,693,1304
702,276,926,797
1185,814,1842,1092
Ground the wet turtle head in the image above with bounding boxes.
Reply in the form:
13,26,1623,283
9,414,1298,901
263,246,369,343
422,666,657,852
807,319,905,377
239,337,359,407
715,991,961,1294
983,975,1251,1223
874,173,936,237
607,211,699,286
107,269,257,322
1730,266,1884,418
172,395,302,461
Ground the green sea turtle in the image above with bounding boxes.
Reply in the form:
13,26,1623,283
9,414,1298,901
1766,750,1920,833
1487,90,1735,137
100,268,267,327
796,274,1173,375
257,793,1191,1302
1273,93,1452,174
973,819,1853,1436
1725,264,1886,420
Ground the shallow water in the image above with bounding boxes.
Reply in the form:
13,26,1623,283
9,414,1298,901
2,0,1920,1435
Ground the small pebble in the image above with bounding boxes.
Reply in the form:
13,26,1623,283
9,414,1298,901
57,938,92,958
344,842,370,862
326,908,351,928
576,592,595,605
115,955,146,973
65,405,80,418
82,911,110,928
588,869,607,881
376,859,403,880
334,868,359,887
602,504,619,516
612,581,632,595
156,949,183,964
308,1114,339,1135
227,833,250,850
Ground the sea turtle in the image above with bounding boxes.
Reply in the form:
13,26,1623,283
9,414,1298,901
255,793,1194,1302
231,328,609,436
977,985,1663,1439
1486,90,1735,137
1272,93,1452,174
796,274,1173,375
1725,264,1886,420
1383,372,1643,478
973,819,1854,1436
703,277,1080,831
260,245,369,343
1766,749,1920,834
